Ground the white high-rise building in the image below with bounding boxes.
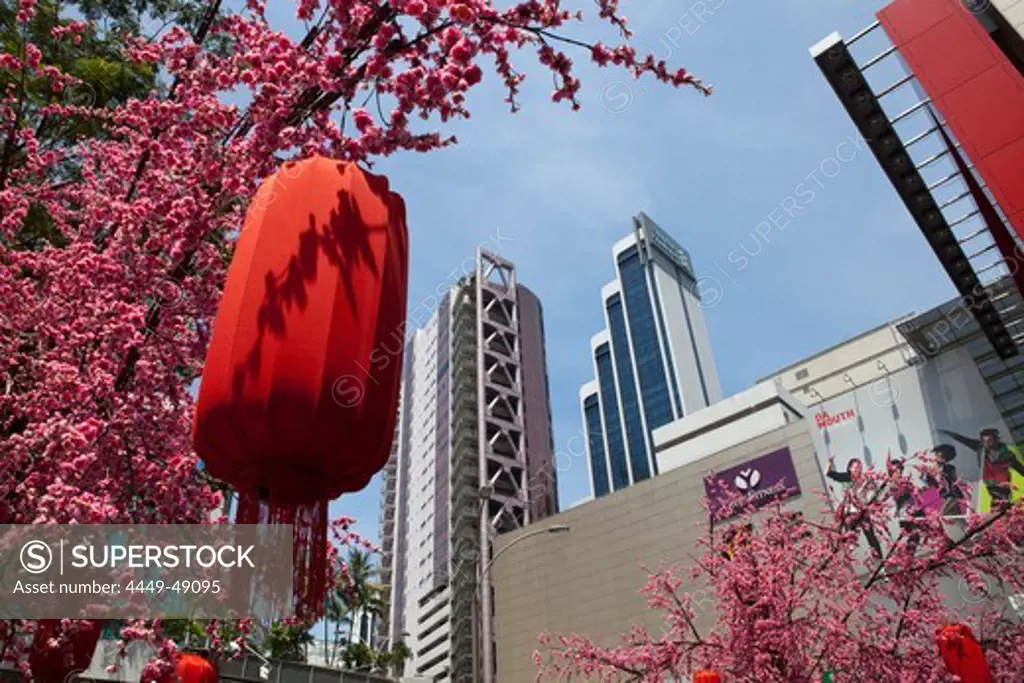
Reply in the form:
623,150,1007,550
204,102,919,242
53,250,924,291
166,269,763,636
580,213,723,498
378,251,558,683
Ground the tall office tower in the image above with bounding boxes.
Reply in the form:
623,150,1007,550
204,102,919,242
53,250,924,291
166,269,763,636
580,213,722,498
377,250,558,683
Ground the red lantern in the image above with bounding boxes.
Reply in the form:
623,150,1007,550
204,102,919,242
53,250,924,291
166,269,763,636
935,623,993,683
176,652,219,683
28,619,104,683
694,671,722,683
194,157,409,616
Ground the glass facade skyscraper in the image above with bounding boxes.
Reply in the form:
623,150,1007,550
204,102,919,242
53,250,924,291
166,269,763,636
579,213,722,497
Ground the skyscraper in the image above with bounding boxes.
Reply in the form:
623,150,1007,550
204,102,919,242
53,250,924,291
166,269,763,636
580,213,722,498
378,250,558,682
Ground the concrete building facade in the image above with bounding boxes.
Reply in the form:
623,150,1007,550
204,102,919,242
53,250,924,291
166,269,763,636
580,213,722,500
378,251,558,683
653,380,807,474
493,422,825,683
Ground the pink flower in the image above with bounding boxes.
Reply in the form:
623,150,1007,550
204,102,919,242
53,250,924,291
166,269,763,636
591,42,613,66
450,39,475,65
404,0,427,18
450,3,476,24
352,108,375,132
25,44,42,68
17,0,37,23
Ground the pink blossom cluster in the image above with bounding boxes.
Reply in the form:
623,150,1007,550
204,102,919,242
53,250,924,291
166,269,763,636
16,0,38,24
49,21,87,44
537,461,1024,682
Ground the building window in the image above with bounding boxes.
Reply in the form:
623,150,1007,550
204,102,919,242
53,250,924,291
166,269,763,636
650,263,686,415
606,294,650,483
617,248,674,438
595,344,630,490
583,394,610,498
795,368,810,381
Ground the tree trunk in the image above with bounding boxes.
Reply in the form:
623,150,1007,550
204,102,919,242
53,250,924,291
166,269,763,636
348,598,359,648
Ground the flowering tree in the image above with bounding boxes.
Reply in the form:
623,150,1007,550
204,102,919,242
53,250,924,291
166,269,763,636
1,0,706,678
537,461,1024,682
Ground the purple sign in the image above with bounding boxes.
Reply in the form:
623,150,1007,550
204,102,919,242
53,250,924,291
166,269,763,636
704,447,801,521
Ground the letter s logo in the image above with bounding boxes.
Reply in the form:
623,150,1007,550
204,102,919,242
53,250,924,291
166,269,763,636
21,541,52,573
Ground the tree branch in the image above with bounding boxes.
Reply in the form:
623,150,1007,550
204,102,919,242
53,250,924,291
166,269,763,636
94,0,223,252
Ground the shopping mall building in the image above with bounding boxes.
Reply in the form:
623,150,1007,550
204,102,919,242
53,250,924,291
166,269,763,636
492,1,1024,680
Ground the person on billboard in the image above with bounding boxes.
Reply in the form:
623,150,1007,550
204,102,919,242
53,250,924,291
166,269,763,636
826,457,883,558
939,428,1024,511
887,457,939,556
932,444,966,517
886,457,914,515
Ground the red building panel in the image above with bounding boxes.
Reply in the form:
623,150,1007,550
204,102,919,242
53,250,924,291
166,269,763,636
877,0,954,42
878,0,1024,241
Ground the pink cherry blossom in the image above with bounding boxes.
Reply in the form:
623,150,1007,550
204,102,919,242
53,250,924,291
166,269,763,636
538,463,1024,682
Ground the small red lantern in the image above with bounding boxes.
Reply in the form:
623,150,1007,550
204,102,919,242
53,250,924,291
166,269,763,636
935,623,993,683
194,157,409,616
28,619,103,683
694,670,722,683
176,652,219,683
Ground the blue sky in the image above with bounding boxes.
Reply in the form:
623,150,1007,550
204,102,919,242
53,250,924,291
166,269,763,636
253,0,966,545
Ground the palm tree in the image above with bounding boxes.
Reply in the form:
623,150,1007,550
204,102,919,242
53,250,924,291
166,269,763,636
325,586,352,667
341,549,383,648
361,589,387,645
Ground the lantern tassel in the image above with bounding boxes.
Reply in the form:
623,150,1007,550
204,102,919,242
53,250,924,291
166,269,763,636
29,619,104,683
236,495,329,620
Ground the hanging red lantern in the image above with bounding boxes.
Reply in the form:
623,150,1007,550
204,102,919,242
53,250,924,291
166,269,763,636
935,623,993,683
694,671,722,683
194,157,409,617
28,619,104,683
176,651,219,683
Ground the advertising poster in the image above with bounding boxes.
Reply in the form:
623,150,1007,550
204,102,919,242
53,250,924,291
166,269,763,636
703,447,801,522
921,351,1024,512
808,347,1018,545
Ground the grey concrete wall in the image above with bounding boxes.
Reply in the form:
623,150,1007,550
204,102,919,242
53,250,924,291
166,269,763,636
492,422,827,683
219,656,395,683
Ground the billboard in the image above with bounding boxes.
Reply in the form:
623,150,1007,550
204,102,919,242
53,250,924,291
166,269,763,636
703,447,801,522
808,346,1022,523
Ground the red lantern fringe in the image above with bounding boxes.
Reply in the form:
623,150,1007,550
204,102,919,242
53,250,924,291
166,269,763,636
935,623,993,683
236,495,329,620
